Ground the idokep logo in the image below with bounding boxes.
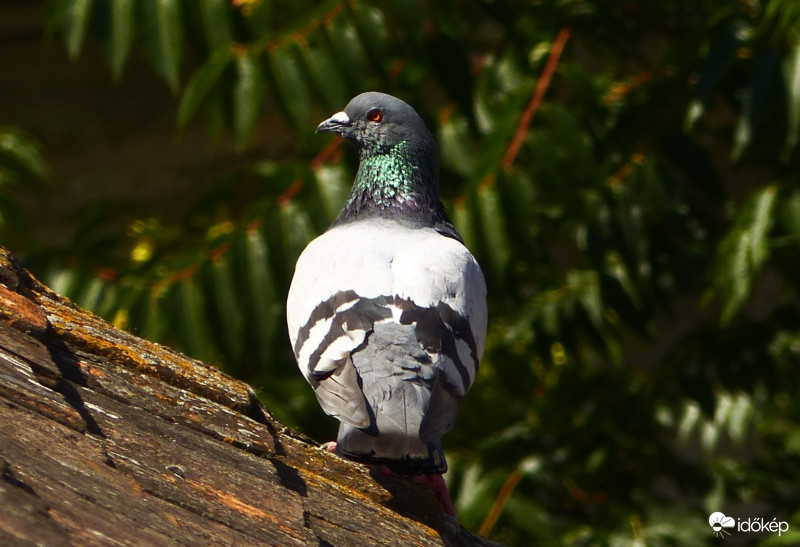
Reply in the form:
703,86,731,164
708,511,790,539
708,512,735,538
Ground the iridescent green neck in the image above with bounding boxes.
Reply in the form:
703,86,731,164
334,141,444,226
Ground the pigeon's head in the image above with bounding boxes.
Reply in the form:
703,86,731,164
316,92,435,156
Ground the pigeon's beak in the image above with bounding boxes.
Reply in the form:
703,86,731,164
316,111,352,136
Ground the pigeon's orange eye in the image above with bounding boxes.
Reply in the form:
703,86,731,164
367,109,383,122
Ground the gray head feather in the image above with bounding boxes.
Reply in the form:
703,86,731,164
317,92,451,228
316,91,436,154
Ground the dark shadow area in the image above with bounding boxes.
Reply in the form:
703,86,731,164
269,457,308,498
1,457,39,498
44,330,105,438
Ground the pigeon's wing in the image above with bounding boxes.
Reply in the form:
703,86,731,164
288,289,393,428
287,223,395,429
287,219,487,444
390,252,486,443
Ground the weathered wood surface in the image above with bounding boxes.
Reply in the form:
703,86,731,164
0,247,495,546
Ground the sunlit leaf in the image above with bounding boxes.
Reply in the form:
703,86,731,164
677,401,700,441
713,185,778,324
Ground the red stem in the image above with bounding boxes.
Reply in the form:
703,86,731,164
501,27,571,171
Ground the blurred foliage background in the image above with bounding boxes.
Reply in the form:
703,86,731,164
3,0,800,544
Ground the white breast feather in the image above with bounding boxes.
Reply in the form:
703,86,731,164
287,218,486,388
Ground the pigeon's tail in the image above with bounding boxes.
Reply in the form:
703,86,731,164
336,425,447,474
335,320,449,474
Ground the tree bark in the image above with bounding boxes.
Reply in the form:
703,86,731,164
0,247,496,546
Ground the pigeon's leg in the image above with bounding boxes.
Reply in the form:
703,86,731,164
320,444,456,516
409,472,456,516
377,465,456,516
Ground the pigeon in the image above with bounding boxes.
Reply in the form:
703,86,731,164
286,92,487,493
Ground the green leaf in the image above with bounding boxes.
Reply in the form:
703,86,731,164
199,0,232,51
279,200,315,280
683,99,704,133
438,112,474,177
66,0,94,60
142,284,170,343
143,0,183,93
109,0,135,81
677,401,701,442
299,42,348,112
178,276,215,363
0,128,48,186
210,252,245,362
505,496,558,544
730,95,753,161
233,49,265,145
314,165,350,223
782,40,800,160
325,15,367,91
269,45,310,132
685,24,744,131
502,171,537,257
452,196,477,252
748,184,777,266
243,227,278,367
44,0,69,36
727,392,751,443
731,50,780,161
75,275,105,311
567,270,603,329
160,0,183,93
177,49,233,129
44,266,81,300
476,182,511,282
713,185,778,324
780,189,800,242
349,3,389,69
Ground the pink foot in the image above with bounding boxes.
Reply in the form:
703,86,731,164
320,441,338,453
